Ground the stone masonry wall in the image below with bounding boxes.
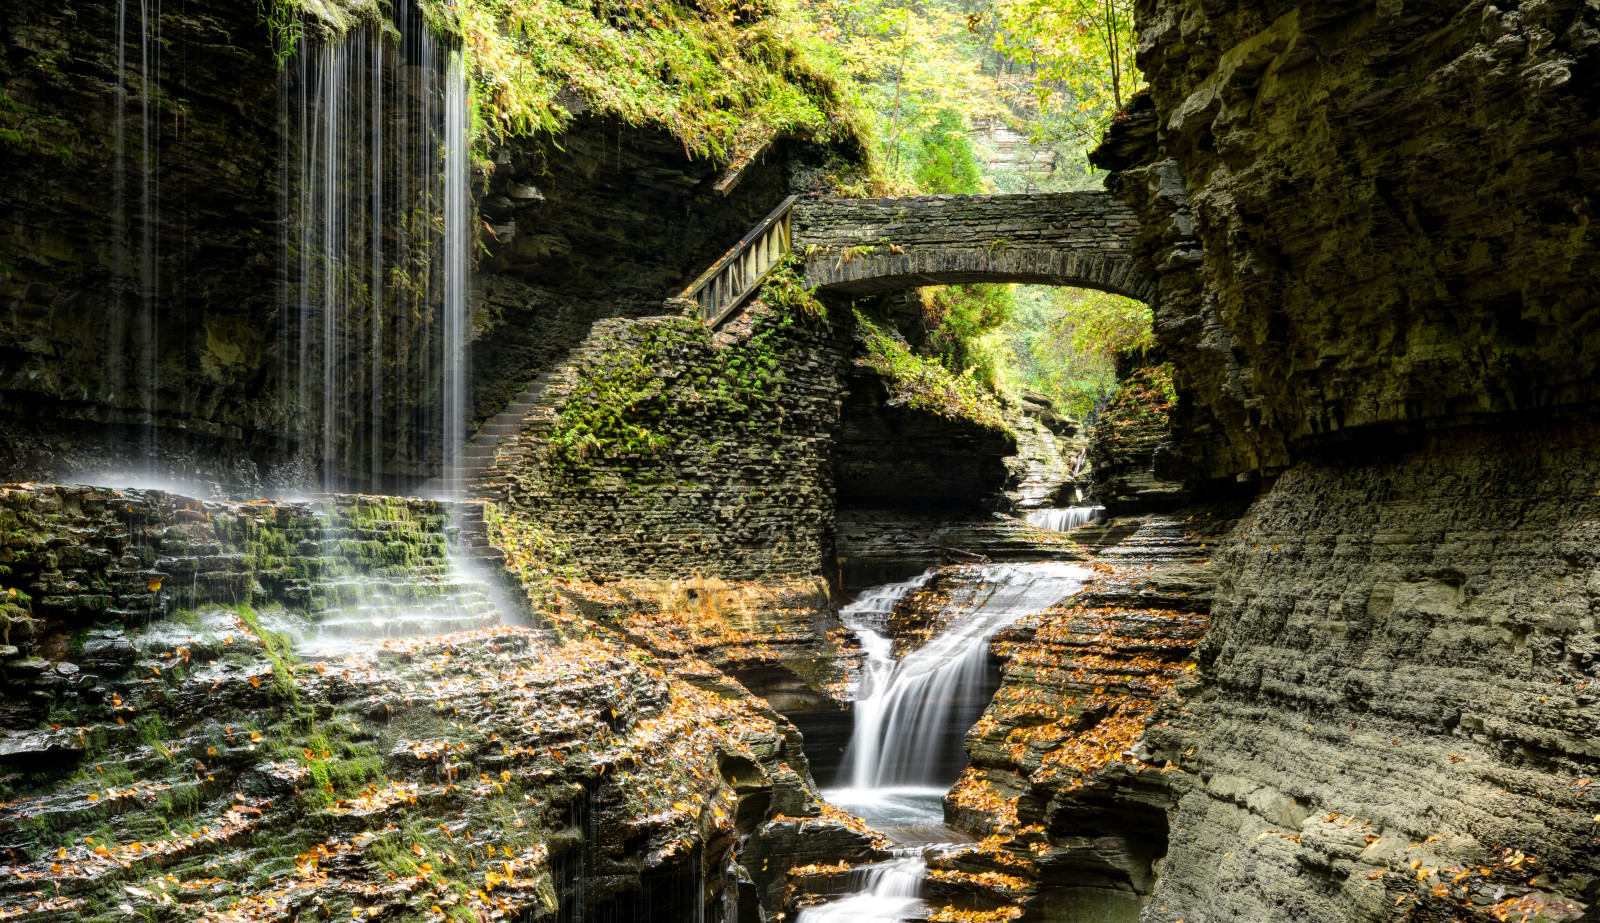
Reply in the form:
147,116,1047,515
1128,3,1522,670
793,193,1154,299
480,303,850,583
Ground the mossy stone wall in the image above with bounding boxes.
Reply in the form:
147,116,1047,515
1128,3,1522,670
482,304,851,583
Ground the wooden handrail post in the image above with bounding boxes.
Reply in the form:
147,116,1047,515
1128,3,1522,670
666,194,801,328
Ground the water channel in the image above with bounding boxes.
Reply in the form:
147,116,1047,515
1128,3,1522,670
799,562,1091,922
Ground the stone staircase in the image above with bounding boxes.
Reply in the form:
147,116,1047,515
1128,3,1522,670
424,374,551,497
303,498,508,649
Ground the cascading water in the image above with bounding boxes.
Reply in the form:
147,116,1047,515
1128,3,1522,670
108,0,162,468
801,562,1090,922
280,4,472,495
1025,505,1105,532
442,50,470,497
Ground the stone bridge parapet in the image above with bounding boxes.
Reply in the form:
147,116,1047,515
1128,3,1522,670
793,192,1152,302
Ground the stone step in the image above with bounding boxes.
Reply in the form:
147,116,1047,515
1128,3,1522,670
479,423,522,436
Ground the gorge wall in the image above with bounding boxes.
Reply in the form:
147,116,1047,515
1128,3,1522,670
1062,0,1600,920
1097,0,1600,481
0,0,830,493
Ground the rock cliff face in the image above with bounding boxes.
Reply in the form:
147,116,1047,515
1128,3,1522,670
1135,422,1600,922
1100,0,1600,480
0,0,825,492
1066,0,1600,919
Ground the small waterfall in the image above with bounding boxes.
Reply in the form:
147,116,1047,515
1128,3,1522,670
796,857,925,922
801,563,1090,923
1025,505,1105,532
840,563,1090,790
279,4,472,494
299,498,507,653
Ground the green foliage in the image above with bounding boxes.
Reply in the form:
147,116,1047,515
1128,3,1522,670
454,0,866,161
962,285,1154,421
0,89,81,163
546,269,829,475
254,0,304,67
853,310,1010,433
987,0,1141,151
758,256,829,323
232,603,300,707
257,0,867,166
1100,362,1176,428
911,110,983,194
922,283,1014,387
797,0,1000,193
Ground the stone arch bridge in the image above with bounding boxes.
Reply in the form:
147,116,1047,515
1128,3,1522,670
792,191,1152,303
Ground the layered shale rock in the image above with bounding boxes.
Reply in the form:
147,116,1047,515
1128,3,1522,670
1063,1,1600,919
0,483,869,921
1131,421,1600,922
926,511,1233,922
1098,0,1600,480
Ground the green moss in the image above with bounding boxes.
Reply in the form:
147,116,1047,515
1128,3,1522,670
852,311,1012,434
545,267,828,477
264,0,867,166
232,603,301,707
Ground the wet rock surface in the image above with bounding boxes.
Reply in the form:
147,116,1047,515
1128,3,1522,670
0,483,871,922
924,509,1235,922
835,509,1082,594
835,369,1017,510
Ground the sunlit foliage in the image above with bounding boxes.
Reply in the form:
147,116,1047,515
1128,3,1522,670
986,0,1141,151
854,311,1012,433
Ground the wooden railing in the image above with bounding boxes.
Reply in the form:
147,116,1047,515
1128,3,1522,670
668,194,798,328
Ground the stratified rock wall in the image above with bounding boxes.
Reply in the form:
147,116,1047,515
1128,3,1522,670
1130,421,1600,920
1061,3,1600,918
1106,0,1600,479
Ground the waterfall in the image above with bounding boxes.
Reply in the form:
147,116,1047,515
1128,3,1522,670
442,51,470,497
109,0,161,466
796,858,925,923
1025,505,1105,532
839,563,1090,790
801,562,1090,923
280,5,472,494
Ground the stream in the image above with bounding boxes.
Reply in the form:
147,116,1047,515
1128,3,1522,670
799,562,1091,922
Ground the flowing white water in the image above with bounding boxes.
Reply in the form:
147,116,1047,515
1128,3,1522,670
801,562,1091,922
281,8,471,494
1025,505,1105,532
840,562,1091,790
441,50,470,498
108,0,161,467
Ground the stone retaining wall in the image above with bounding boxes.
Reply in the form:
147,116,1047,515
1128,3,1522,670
479,304,851,582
